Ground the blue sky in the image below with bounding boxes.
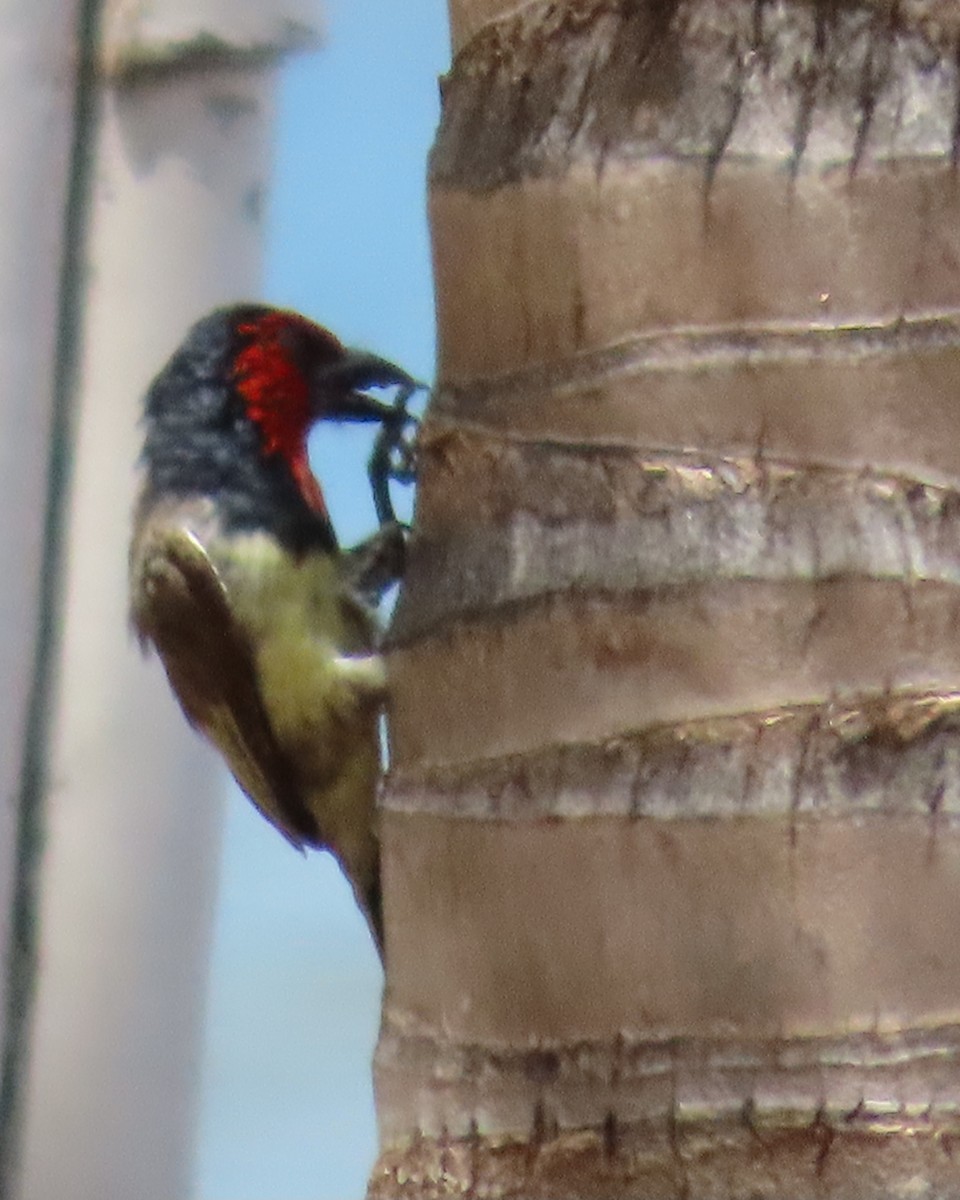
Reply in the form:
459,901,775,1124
195,4,449,1197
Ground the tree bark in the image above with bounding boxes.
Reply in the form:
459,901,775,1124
370,0,960,1196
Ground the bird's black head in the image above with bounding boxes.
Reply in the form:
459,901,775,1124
140,304,415,552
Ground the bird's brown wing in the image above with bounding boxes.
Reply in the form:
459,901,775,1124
130,520,319,849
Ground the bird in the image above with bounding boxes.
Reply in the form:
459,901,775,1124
128,303,419,957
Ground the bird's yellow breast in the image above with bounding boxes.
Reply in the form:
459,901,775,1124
210,532,384,773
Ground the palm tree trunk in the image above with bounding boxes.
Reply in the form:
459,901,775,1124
370,0,960,1196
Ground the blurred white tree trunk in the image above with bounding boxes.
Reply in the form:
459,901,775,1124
1,3,320,1199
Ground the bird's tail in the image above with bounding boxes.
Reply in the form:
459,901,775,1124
360,872,384,962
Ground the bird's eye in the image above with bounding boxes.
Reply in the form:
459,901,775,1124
275,323,300,360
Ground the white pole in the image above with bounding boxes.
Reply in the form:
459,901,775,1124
16,4,320,1199
0,0,83,1186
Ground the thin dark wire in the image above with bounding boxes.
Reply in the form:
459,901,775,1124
0,0,103,1190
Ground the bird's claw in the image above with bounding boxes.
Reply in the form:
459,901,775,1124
346,520,408,607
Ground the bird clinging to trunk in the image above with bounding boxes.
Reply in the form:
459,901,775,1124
129,304,419,957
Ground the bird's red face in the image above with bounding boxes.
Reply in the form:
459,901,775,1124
231,309,417,520
233,311,341,516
